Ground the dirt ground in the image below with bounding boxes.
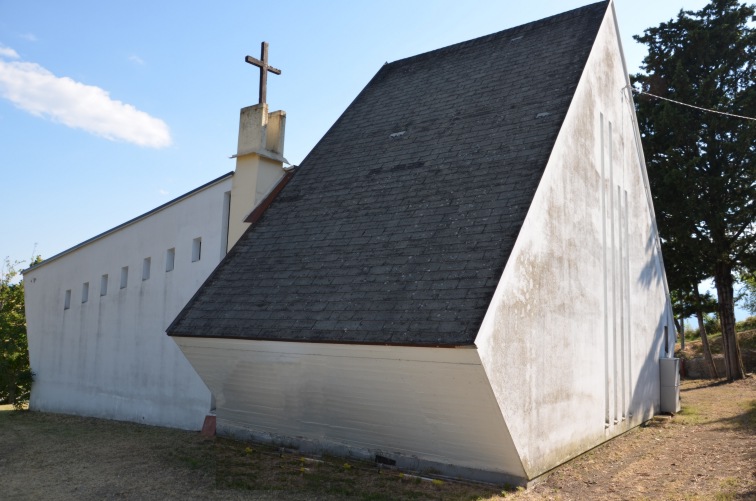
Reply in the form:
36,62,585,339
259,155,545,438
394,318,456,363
516,377,756,501
1,377,754,500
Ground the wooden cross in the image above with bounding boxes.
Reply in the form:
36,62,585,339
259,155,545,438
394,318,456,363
245,41,281,105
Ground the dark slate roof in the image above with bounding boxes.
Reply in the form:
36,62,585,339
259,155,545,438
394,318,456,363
168,1,609,346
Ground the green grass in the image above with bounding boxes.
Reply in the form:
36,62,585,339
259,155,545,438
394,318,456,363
675,404,706,425
713,477,740,501
737,399,756,429
211,438,500,500
683,316,756,339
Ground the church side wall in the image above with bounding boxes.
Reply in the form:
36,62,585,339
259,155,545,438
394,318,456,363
174,337,528,484
475,6,672,479
24,177,233,430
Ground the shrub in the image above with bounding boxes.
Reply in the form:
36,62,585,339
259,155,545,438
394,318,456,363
735,316,756,332
703,314,721,335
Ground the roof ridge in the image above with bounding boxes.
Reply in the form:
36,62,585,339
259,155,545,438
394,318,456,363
384,1,609,69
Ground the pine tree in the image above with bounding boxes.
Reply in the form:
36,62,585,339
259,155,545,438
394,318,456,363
633,0,756,380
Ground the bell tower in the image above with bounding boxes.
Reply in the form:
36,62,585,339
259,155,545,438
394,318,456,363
227,42,288,249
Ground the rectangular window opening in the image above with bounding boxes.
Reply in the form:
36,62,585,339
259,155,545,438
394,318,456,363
192,237,202,262
64,289,71,310
120,266,128,289
221,191,231,257
142,257,151,281
100,274,108,296
81,282,89,303
165,248,175,272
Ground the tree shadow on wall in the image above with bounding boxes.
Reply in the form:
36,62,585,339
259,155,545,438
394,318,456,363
637,229,664,291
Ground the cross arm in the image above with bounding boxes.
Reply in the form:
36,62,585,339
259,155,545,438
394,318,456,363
244,55,282,75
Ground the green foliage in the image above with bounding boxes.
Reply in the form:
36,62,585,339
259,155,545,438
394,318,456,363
633,0,756,271
0,257,38,409
686,313,723,337
741,274,756,314
735,315,756,332
704,313,722,335
671,289,717,320
682,313,756,338
633,0,756,379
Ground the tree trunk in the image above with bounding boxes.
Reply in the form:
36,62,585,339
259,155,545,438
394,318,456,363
7,378,16,407
693,286,718,379
674,317,685,351
713,264,745,381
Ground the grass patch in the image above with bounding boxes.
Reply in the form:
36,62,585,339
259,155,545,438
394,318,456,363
737,399,756,429
677,329,756,359
676,404,706,425
739,329,756,350
713,477,740,501
4,381,754,500
212,437,501,500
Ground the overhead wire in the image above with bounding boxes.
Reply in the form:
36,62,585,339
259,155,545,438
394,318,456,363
632,88,756,122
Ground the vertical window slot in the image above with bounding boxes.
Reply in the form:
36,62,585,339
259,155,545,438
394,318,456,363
120,266,129,289
142,257,151,281
165,248,175,272
192,237,202,262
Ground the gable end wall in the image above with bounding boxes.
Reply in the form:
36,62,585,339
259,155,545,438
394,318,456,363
475,4,673,479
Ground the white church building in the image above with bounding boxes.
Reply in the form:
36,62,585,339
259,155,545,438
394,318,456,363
24,0,679,486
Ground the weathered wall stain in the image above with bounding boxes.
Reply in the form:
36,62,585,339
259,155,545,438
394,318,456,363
475,7,671,478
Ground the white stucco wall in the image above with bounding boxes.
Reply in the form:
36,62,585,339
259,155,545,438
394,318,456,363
24,175,233,430
175,337,527,484
475,4,674,479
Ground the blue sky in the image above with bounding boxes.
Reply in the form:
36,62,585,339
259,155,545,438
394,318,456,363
2,0,748,319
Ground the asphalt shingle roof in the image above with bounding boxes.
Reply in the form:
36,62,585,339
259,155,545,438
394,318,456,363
168,1,609,345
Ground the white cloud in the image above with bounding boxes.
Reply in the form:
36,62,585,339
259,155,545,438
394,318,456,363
129,54,145,65
158,188,169,196
0,46,19,59
0,54,171,148
19,33,37,42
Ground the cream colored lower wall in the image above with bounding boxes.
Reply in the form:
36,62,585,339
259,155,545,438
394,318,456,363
174,337,527,482
475,8,672,479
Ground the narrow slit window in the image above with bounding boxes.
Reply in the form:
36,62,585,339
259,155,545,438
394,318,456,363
120,266,128,289
100,274,108,296
81,282,89,303
192,237,202,262
142,257,151,281
165,248,175,272
64,289,71,310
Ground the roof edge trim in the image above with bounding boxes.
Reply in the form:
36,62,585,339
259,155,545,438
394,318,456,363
168,332,475,348
23,171,235,274
244,168,298,224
